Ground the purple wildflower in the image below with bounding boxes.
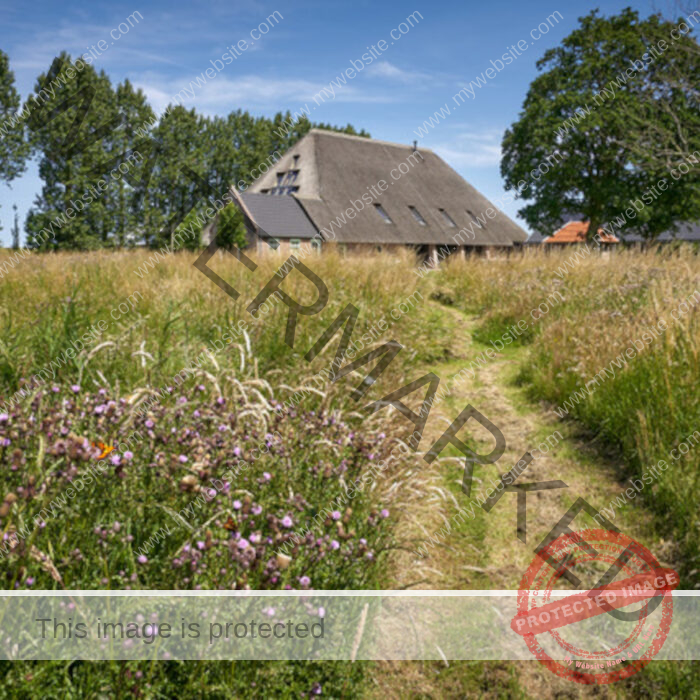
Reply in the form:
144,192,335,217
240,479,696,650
331,510,341,521
281,516,293,528
137,555,148,564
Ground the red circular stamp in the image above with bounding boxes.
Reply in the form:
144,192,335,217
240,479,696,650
511,528,678,684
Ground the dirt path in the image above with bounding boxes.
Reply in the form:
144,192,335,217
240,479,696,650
370,302,666,699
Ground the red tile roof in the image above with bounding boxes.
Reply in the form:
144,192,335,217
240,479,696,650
543,221,619,244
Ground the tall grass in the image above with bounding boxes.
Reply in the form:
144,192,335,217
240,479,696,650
436,246,700,582
0,248,451,697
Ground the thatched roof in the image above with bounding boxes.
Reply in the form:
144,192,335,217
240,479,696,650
248,129,528,247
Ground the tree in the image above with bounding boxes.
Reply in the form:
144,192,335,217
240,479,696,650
107,79,156,246
24,53,120,249
501,8,699,241
623,3,700,219
0,50,29,232
147,105,209,248
215,202,248,249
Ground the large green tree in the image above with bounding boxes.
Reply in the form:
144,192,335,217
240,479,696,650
501,8,700,240
622,4,700,215
0,49,29,233
107,79,155,246
25,53,120,249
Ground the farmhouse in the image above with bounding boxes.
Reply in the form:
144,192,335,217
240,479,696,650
225,129,528,259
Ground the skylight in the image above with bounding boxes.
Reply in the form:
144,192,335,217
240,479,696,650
374,203,393,224
439,208,457,227
409,206,427,225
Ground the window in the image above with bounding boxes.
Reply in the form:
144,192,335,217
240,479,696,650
290,239,301,250
439,208,457,227
276,173,285,186
409,206,427,225
373,203,393,224
311,239,321,253
293,155,300,167
287,186,299,195
284,171,298,185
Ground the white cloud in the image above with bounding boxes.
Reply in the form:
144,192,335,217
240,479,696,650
432,127,504,167
365,60,433,83
136,73,395,115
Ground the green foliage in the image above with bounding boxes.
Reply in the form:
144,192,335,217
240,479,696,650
24,53,126,249
501,8,700,240
216,202,248,249
0,50,30,232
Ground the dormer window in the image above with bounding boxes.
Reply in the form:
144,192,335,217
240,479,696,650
409,206,426,225
293,155,300,167
439,208,456,227
374,203,393,224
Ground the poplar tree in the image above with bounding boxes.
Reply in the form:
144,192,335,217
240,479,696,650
25,53,120,249
0,50,29,232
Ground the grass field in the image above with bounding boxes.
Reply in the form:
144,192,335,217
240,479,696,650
0,245,698,697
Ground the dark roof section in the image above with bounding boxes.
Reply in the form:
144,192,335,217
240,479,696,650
249,129,528,247
525,230,547,245
621,221,700,243
240,192,318,240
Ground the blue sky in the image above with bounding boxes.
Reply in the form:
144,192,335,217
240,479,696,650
0,0,664,244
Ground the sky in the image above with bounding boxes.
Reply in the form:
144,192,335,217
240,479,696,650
0,0,669,245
